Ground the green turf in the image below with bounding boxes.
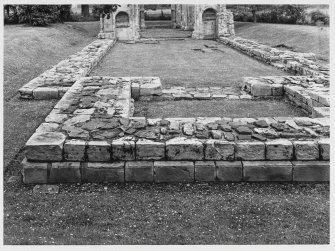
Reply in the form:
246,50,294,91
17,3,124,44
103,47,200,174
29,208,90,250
90,39,289,88
234,22,329,62
134,99,307,118
3,181,329,244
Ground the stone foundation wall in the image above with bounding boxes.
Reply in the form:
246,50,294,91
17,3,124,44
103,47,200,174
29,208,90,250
18,39,116,99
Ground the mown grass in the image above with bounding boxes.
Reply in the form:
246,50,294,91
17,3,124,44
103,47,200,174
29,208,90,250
3,23,96,168
4,181,329,244
234,22,329,61
134,99,307,118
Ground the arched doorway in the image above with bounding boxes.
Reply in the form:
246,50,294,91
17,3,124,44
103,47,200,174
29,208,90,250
202,8,217,39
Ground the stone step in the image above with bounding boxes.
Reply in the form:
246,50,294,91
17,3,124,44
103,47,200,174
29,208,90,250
22,159,330,184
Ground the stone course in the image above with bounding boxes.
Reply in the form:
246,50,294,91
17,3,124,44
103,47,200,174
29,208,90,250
18,39,116,99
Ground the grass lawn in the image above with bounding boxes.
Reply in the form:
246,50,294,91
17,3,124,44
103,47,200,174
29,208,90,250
234,22,329,61
134,99,307,118
4,181,329,244
90,39,289,88
3,23,96,169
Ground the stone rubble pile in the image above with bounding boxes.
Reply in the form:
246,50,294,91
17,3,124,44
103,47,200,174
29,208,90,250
18,39,116,99
218,36,329,79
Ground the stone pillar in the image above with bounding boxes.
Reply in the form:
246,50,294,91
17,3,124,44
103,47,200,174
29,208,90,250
140,4,145,29
98,12,115,39
217,5,235,37
176,4,182,28
131,5,140,40
171,4,177,28
192,5,202,39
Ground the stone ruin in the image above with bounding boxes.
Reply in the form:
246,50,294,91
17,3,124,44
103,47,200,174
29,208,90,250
98,4,234,40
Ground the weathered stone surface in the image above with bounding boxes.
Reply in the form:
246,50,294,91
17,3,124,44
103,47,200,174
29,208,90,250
21,158,48,184
112,137,135,160
235,142,265,160
292,161,329,181
253,120,268,128
251,82,272,96
265,139,293,160
194,93,211,100
140,78,162,96
35,123,59,133
195,161,216,182
243,161,292,181
125,161,153,182
235,126,252,135
87,141,111,161
318,138,330,160
136,139,165,160
45,113,68,124
33,185,59,194
210,130,222,139
25,132,66,161
223,132,235,141
183,123,194,136
312,107,330,118
253,128,279,138
48,162,81,183
154,161,194,183
64,139,86,161
166,137,204,160
293,141,319,160
204,140,234,160
130,117,147,129
63,115,91,127
82,162,124,183
216,161,242,182
33,87,59,99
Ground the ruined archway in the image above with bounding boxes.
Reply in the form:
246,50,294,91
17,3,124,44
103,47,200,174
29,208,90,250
202,8,217,39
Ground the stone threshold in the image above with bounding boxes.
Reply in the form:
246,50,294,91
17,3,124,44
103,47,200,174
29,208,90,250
22,159,330,184
18,39,117,99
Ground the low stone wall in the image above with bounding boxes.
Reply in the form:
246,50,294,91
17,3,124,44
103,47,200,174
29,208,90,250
218,36,329,79
18,39,116,99
138,86,253,101
242,76,330,117
22,159,330,184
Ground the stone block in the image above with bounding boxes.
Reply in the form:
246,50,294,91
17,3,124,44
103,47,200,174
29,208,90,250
21,158,48,184
136,139,165,160
312,107,330,118
235,142,265,160
112,138,135,160
131,82,140,100
35,123,59,133
318,138,330,160
216,161,243,182
243,161,292,182
292,161,329,182
25,132,66,161
82,162,124,183
194,161,216,182
45,112,68,124
293,141,319,160
125,161,154,182
140,78,162,96
87,141,111,161
154,161,194,183
204,140,235,160
250,82,272,97
49,162,81,183
64,139,86,161
265,139,293,160
33,87,59,99
166,137,204,160
271,84,284,96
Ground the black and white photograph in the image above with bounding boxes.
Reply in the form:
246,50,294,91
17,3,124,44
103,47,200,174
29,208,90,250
2,0,331,245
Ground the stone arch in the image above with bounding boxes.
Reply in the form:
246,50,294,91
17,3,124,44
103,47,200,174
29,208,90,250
202,8,217,39
115,11,130,28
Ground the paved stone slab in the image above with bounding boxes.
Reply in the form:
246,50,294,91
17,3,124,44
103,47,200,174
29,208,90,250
216,161,243,182
25,132,66,161
22,158,48,184
125,161,154,182
243,161,292,182
195,161,216,182
166,137,204,160
48,162,81,183
154,161,194,183
83,162,124,183
292,161,329,181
